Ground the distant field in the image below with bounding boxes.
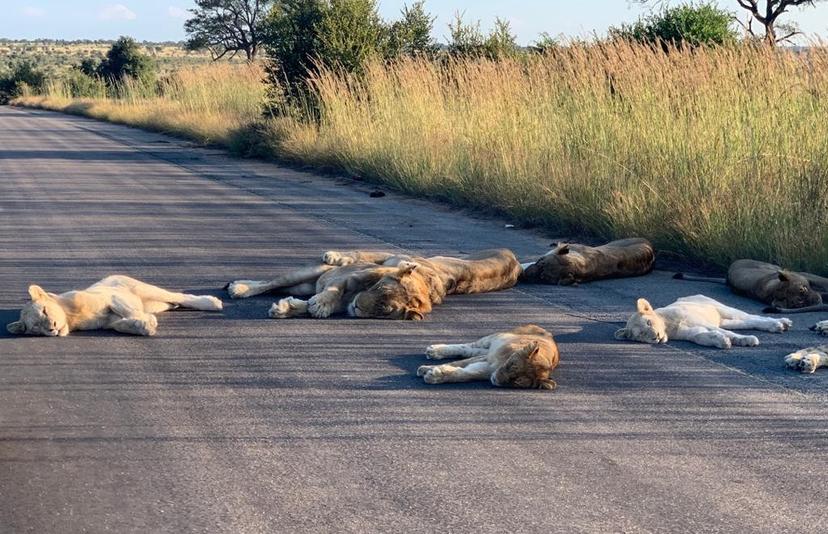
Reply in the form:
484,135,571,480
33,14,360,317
0,40,218,77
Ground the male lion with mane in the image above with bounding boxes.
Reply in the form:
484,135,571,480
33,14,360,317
417,325,560,389
615,295,792,349
6,275,223,337
226,249,521,320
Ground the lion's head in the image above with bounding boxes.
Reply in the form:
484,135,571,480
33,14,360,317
7,285,69,337
348,262,433,320
615,298,668,344
491,342,557,389
771,271,822,309
522,244,578,285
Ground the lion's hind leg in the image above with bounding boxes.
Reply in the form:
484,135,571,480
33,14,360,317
122,279,222,312
418,357,492,384
425,333,498,360
227,265,333,299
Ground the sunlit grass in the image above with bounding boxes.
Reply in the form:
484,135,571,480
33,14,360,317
15,43,828,271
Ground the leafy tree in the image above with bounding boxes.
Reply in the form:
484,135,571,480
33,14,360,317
315,0,387,74
387,1,437,58
483,18,519,59
611,3,738,47
78,58,99,77
447,12,486,57
185,0,273,60
97,37,156,83
262,0,326,99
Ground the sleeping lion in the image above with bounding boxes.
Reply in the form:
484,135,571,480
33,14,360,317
226,249,521,320
6,275,223,337
785,344,828,373
675,259,828,314
417,325,560,389
615,295,792,349
521,238,654,285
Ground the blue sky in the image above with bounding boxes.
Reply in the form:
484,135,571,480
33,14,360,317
2,1,828,44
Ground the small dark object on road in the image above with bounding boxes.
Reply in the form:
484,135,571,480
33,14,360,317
369,190,386,198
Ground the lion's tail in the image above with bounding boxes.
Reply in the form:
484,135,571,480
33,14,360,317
673,272,726,284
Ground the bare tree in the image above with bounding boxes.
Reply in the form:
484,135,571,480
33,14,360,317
734,0,825,44
184,0,272,61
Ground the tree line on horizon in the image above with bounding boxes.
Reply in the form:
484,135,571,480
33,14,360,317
1,0,826,104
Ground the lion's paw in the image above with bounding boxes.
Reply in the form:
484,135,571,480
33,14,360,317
268,298,304,319
139,315,158,336
810,321,828,336
769,319,792,333
779,318,793,331
308,293,338,318
417,365,434,377
423,366,447,384
200,296,223,311
227,281,258,299
425,345,447,359
734,335,760,347
322,251,353,266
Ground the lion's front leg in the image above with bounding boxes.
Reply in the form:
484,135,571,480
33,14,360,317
307,286,346,318
111,315,158,336
418,361,493,385
676,326,734,349
268,297,310,319
322,250,398,266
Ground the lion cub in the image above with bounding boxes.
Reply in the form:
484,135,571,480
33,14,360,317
417,325,559,389
615,295,792,349
6,275,222,337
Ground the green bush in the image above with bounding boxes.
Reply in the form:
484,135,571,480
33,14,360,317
0,61,46,103
610,2,738,47
96,36,157,84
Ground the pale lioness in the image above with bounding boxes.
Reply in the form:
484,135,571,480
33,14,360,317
675,259,828,314
417,325,560,389
785,344,828,373
226,249,521,320
615,295,792,349
6,275,223,337
521,238,654,285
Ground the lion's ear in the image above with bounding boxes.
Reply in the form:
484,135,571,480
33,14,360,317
405,309,425,321
636,298,653,314
614,328,629,340
397,261,418,277
7,321,25,334
28,285,50,303
556,245,571,256
778,271,790,282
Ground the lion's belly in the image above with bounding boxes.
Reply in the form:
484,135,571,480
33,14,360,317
661,303,722,330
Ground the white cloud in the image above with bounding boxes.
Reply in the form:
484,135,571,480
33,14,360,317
168,6,189,19
22,6,46,17
98,4,137,21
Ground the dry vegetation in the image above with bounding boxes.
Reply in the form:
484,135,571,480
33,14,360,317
14,42,828,272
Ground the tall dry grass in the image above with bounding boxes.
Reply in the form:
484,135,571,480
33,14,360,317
280,43,828,271
17,63,265,145
14,43,828,271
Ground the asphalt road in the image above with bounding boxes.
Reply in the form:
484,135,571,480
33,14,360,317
1,106,827,533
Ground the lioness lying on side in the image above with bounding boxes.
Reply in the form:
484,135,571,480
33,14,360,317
521,238,654,285
226,249,521,320
6,275,223,337
417,325,560,389
675,259,828,314
615,295,792,349
785,344,828,373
